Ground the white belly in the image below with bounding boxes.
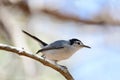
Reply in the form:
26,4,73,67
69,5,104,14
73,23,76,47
42,47,78,61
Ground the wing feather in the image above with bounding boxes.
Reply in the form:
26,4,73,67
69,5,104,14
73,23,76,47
36,40,68,54
36,46,64,54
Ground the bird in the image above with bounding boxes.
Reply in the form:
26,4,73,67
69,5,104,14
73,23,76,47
22,30,91,66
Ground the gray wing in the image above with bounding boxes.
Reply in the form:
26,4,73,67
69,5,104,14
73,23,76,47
36,40,68,54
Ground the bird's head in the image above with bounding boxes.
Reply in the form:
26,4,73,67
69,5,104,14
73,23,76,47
69,38,91,49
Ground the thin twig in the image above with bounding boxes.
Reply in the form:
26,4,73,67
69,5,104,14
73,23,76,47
0,44,74,80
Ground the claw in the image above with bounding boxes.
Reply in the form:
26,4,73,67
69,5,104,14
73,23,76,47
41,54,46,60
60,65,68,70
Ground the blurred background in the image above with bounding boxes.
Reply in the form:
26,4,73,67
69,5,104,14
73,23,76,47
0,0,120,80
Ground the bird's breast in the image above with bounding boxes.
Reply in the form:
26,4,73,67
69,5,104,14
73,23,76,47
42,47,78,61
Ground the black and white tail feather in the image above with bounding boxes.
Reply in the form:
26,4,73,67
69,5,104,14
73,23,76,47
22,30,48,47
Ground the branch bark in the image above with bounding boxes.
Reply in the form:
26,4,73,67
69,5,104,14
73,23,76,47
0,44,74,80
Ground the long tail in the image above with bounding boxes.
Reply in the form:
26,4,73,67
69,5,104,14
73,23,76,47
22,30,48,46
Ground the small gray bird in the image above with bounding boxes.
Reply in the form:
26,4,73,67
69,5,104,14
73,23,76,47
22,30,91,65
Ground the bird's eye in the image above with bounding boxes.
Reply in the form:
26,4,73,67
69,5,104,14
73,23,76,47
77,42,80,45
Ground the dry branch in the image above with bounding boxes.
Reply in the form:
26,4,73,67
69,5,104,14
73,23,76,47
0,44,74,80
41,9,105,25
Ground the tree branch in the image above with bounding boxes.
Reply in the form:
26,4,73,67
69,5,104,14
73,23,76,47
41,9,105,25
0,44,74,80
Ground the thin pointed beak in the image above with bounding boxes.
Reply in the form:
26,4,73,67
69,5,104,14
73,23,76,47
82,45,91,48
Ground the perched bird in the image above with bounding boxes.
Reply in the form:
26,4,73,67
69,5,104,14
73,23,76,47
22,30,91,65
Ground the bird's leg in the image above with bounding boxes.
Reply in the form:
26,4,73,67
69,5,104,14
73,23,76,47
54,60,58,65
54,60,67,70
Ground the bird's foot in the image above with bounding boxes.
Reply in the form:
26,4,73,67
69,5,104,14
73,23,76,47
56,64,68,70
59,65,68,70
41,55,46,61
54,60,68,70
